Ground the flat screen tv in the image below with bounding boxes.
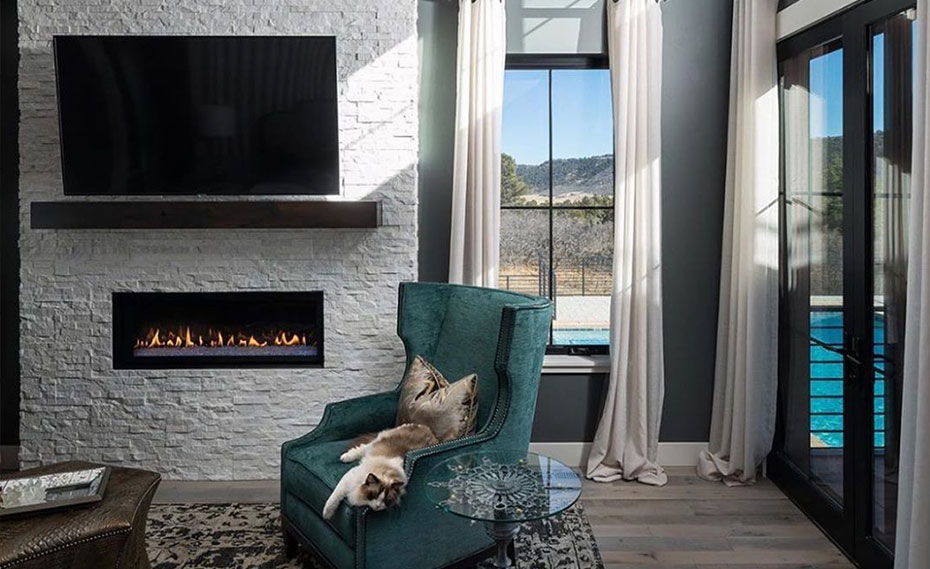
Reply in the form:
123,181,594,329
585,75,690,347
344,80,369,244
54,36,339,196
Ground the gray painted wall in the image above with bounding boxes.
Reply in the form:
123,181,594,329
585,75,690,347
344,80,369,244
531,373,607,442
418,0,457,284
658,0,731,441
418,0,733,442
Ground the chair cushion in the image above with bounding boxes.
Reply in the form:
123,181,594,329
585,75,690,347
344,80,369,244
282,438,357,542
396,355,478,442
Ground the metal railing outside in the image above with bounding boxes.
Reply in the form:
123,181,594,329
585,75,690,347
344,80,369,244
499,260,611,297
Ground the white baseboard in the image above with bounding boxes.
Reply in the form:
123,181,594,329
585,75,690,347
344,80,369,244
529,441,707,468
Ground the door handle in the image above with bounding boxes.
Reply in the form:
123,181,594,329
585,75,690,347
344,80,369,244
809,334,862,366
845,334,863,366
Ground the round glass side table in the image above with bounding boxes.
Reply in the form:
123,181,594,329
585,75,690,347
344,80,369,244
425,450,583,568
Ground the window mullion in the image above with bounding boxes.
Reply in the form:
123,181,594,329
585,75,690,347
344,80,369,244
548,69,555,346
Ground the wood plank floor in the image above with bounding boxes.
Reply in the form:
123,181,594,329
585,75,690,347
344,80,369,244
153,467,855,569
581,467,854,569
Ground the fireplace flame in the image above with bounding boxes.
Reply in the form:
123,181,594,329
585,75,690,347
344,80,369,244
133,326,312,350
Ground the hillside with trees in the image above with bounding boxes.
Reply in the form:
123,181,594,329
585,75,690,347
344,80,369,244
507,154,613,204
499,152,614,296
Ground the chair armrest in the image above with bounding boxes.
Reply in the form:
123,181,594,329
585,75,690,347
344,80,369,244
282,390,399,454
404,431,496,479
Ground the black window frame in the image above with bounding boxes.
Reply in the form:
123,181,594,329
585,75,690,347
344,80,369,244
503,53,612,356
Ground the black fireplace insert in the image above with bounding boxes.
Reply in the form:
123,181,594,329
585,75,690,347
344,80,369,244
112,291,323,369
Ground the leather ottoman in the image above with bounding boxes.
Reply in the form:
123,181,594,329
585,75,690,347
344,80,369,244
0,461,161,569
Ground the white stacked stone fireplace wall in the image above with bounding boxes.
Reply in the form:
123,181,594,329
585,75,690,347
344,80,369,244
17,0,418,479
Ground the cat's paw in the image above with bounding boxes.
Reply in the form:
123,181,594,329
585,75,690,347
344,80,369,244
322,499,338,520
340,446,362,462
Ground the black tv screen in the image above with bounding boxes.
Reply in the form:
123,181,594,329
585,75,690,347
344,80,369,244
54,36,339,195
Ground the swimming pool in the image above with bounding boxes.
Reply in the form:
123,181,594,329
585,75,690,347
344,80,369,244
552,311,884,450
810,310,885,449
552,328,609,346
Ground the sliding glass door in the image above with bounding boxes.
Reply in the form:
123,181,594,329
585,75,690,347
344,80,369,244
779,36,847,505
776,29,853,548
770,1,915,567
866,7,914,557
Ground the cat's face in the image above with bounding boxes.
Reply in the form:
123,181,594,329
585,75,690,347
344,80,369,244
357,472,406,511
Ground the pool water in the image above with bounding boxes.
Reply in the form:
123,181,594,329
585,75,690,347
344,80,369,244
552,311,885,450
553,328,609,346
810,311,885,449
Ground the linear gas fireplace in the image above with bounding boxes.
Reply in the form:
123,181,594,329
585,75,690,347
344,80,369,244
112,292,323,369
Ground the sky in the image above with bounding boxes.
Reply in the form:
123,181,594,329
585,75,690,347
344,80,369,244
503,56,852,162
809,47,845,138
872,24,918,134
874,34,885,133
811,23,915,138
502,69,613,166
503,25,913,161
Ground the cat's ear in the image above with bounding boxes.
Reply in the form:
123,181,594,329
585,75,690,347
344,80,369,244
365,473,381,486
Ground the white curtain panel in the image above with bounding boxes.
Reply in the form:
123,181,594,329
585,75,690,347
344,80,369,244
586,0,667,487
448,0,506,287
895,2,930,567
696,0,779,486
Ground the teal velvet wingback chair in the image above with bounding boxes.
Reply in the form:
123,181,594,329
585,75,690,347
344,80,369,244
280,282,553,569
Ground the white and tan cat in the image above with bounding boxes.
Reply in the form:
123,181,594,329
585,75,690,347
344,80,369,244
322,423,438,519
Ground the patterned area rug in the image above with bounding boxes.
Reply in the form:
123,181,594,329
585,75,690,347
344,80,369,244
147,502,602,569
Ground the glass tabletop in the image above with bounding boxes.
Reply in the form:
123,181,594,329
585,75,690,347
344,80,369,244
424,450,582,524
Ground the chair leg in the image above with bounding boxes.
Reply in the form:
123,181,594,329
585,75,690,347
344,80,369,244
283,526,299,558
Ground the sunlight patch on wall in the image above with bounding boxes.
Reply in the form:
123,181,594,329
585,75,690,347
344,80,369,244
506,0,607,55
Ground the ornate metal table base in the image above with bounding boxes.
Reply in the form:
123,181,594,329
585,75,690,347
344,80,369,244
481,520,519,568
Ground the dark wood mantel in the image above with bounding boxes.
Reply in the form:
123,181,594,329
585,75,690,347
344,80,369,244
30,200,381,229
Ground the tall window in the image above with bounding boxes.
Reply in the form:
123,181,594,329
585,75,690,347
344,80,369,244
499,57,613,353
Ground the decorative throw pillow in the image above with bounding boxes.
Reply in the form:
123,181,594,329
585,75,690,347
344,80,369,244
396,356,478,443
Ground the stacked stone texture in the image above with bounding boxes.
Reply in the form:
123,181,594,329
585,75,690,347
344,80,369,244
17,0,418,479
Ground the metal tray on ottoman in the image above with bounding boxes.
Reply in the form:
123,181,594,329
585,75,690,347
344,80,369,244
0,464,110,517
